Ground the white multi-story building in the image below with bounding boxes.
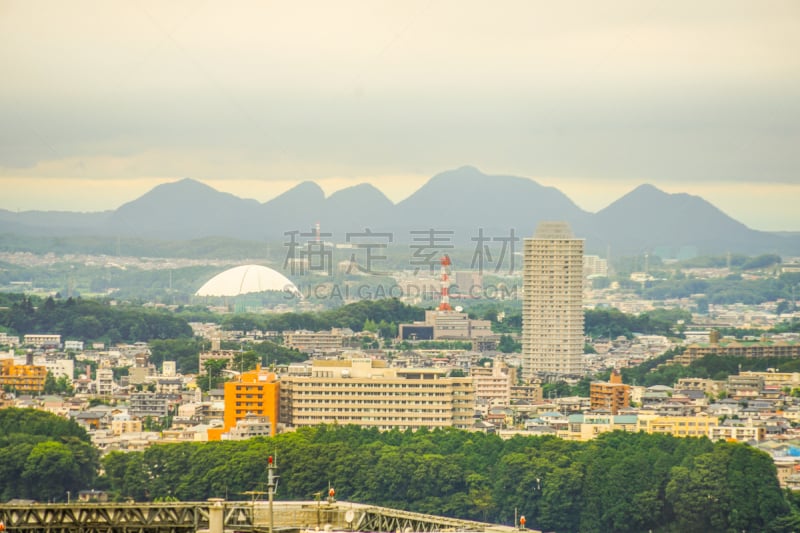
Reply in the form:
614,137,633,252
36,356,74,380
279,358,474,431
583,255,608,278
162,361,177,377
23,334,61,348
95,368,115,396
0,333,20,347
64,340,84,351
470,362,513,408
522,222,585,379
283,329,347,353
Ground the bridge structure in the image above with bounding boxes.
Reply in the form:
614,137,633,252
0,500,525,533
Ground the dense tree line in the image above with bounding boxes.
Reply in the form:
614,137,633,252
584,308,691,339
148,338,207,374
640,272,800,306
100,425,798,532
0,408,100,502
219,298,424,334
623,353,800,388
467,307,691,339
148,338,308,376
676,253,782,271
0,296,192,343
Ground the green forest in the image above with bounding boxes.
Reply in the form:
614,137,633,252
0,408,98,502
622,353,800,388
4,410,800,532
0,295,192,344
103,426,800,532
101,426,800,533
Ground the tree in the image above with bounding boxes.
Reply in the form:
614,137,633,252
498,335,521,353
22,441,81,501
43,372,58,395
231,350,261,373
200,358,229,391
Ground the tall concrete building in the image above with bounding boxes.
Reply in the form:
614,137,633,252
522,221,585,379
279,358,474,431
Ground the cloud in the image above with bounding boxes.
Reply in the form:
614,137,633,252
0,1,799,228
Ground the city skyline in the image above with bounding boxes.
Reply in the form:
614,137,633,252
2,1,799,231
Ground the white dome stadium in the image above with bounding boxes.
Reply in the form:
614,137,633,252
195,265,301,297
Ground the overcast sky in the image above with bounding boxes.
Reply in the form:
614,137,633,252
1,1,799,231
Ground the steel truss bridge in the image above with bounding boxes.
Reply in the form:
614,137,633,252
0,501,522,533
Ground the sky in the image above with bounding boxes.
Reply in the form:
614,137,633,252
1,1,799,231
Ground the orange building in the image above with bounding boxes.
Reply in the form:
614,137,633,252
590,370,630,415
0,359,47,393
208,365,280,440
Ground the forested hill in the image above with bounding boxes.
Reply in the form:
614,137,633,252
102,425,800,533
0,408,99,502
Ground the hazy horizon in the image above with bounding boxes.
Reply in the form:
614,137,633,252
4,170,800,236
2,1,799,231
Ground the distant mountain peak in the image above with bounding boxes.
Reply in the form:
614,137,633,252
262,181,326,208
160,177,215,191
327,183,392,203
429,165,487,182
611,183,710,209
292,180,325,194
631,183,664,193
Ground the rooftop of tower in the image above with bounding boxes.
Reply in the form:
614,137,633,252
533,221,574,239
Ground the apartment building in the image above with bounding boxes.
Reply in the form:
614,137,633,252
638,413,717,438
129,392,171,419
675,339,800,365
23,334,61,348
0,358,47,393
522,221,585,378
95,368,115,396
208,365,280,440
590,371,630,415
283,329,346,353
470,362,513,407
559,413,638,441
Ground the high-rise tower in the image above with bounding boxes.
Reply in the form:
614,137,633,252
522,221,585,379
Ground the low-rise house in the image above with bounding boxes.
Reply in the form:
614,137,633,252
709,419,766,442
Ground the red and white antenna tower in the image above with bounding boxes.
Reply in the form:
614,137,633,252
438,254,453,311
315,222,321,243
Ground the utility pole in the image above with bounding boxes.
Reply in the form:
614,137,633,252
267,455,277,533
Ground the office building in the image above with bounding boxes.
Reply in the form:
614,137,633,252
522,222,585,379
279,358,474,431
398,310,492,341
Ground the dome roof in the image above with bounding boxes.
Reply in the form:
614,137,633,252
195,265,300,297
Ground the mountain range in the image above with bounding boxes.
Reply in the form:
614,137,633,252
1,166,798,257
